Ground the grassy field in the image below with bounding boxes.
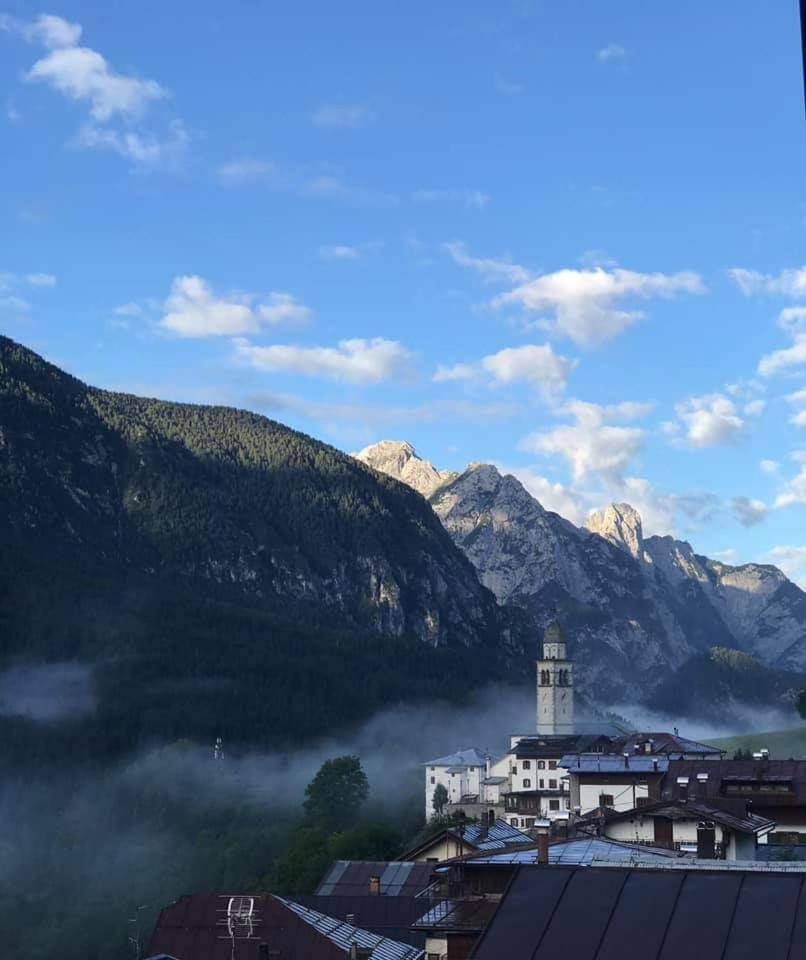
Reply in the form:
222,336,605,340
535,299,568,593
711,725,806,759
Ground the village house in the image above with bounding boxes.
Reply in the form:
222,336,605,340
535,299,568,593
588,797,776,859
400,814,533,863
661,758,806,845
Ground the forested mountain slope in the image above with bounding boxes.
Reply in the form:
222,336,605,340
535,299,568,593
0,337,526,759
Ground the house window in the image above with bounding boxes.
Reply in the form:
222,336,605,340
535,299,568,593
549,800,560,811
549,779,557,790
599,793,615,808
537,761,546,770
430,776,435,784
539,779,545,789
512,765,518,775
548,761,557,770
540,669,551,686
524,817,536,827
636,797,651,808
523,779,531,788
523,760,531,770
509,817,518,826
428,954,441,960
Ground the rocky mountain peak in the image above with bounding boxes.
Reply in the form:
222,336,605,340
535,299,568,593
586,502,645,559
354,439,456,498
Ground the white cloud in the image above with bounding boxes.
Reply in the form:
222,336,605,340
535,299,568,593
318,242,383,261
114,302,144,317
503,466,589,525
75,120,190,167
24,13,82,49
160,276,312,338
218,158,273,184
672,393,744,448
597,43,626,62
304,175,399,207
444,241,532,285
27,43,164,122
6,14,185,169
432,343,576,397
493,266,705,346
774,465,806,508
729,266,806,297
519,399,648,483
311,104,374,129
258,292,312,326
234,337,414,384
24,272,56,286
0,295,31,312
787,388,806,428
759,332,806,377
760,546,806,588
433,363,478,383
481,344,577,397
711,548,738,563
731,496,768,526
760,459,780,474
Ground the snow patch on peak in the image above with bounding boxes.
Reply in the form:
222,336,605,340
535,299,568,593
587,502,644,559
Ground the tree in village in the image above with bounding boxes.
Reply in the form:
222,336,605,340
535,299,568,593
303,755,369,831
432,782,448,816
796,689,806,720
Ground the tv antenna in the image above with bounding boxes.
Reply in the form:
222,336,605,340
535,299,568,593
218,896,262,960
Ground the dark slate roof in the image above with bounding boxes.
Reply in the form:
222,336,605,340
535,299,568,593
665,759,806,807
422,748,486,767
561,753,669,774
613,732,724,757
146,892,423,960
400,820,533,860
597,798,776,836
510,734,610,758
471,865,806,959
441,837,688,867
294,896,426,949
315,862,436,897
277,898,423,960
456,819,533,850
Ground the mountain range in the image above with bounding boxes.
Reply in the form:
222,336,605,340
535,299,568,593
1,335,803,753
355,440,806,706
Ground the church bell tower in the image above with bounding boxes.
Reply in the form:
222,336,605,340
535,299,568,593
536,622,574,735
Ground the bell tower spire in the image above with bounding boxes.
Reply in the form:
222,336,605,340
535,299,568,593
536,622,574,735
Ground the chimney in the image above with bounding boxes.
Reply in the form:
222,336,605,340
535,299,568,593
346,913,356,925
368,875,381,896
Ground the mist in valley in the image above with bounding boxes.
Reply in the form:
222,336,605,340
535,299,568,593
1,662,803,959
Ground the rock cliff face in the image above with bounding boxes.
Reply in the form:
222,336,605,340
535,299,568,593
354,440,456,498
357,441,806,698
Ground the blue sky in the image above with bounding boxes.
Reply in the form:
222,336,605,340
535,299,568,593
2,1,806,580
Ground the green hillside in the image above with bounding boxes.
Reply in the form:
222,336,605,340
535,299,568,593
711,725,806,759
